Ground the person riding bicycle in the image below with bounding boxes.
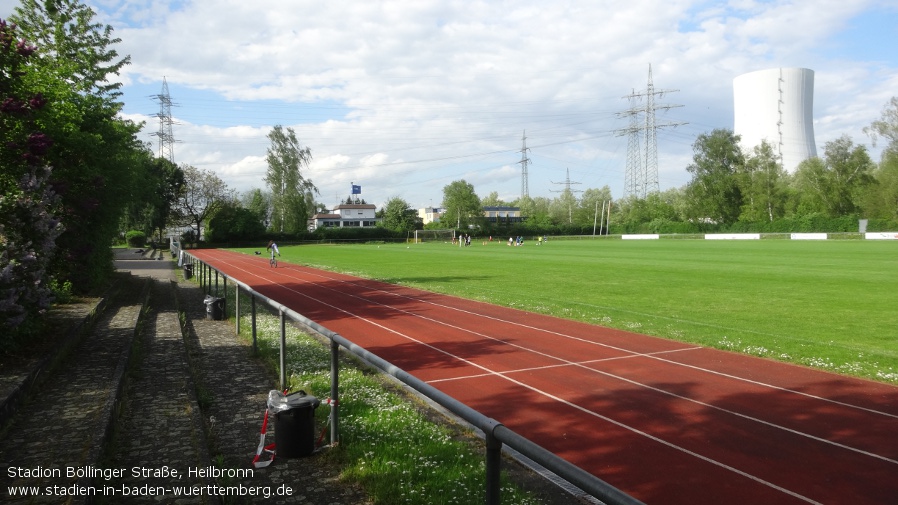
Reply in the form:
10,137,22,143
266,240,281,258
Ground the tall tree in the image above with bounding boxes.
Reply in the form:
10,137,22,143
513,195,552,227
685,129,745,225
11,0,144,291
859,151,898,220
149,157,185,242
481,191,506,207
11,0,129,97
241,188,271,229
380,197,418,232
792,157,832,216
864,97,898,156
549,188,579,225
739,140,788,222
827,136,876,215
123,155,184,241
575,186,613,226
175,165,233,242
265,125,316,234
206,201,266,243
441,180,481,229
792,136,875,217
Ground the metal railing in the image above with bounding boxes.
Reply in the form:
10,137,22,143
181,251,644,505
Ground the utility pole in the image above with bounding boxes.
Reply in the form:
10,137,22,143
151,76,178,163
518,130,531,200
616,64,685,198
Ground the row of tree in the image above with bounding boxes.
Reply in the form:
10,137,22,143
1,0,177,338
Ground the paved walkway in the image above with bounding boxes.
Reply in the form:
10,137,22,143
0,249,368,504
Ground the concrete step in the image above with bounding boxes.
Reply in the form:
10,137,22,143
0,274,149,504
99,278,216,504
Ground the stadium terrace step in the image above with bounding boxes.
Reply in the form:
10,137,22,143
0,288,108,431
0,273,149,504
99,277,217,504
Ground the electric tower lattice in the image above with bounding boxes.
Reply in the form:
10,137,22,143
151,77,178,163
616,64,685,198
550,168,582,224
518,130,531,200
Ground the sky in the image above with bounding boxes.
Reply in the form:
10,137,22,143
2,0,896,211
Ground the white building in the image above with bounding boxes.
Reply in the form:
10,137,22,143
308,204,380,231
733,67,817,172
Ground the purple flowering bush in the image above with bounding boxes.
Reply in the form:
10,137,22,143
0,19,62,336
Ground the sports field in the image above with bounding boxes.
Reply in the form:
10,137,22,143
236,239,898,384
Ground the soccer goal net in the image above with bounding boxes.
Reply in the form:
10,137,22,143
413,229,456,243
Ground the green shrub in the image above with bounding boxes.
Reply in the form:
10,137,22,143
125,230,146,248
49,278,74,304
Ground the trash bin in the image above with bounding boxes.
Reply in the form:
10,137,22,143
268,390,321,458
204,295,224,320
183,263,193,280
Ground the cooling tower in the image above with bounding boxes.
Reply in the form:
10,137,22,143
733,68,817,172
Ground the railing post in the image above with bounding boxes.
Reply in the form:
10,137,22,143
330,339,339,445
235,284,240,334
279,309,287,391
251,295,257,353
485,432,502,505
222,277,227,317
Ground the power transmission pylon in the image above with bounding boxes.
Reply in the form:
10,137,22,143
151,76,178,163
518,130,531,200
550,168,583,223
616,64,685,198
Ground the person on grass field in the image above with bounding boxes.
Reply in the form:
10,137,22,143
266,240,281,258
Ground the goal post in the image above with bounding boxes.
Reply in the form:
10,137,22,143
413,229,456,244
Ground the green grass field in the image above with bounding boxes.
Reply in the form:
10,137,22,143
235,239,898,384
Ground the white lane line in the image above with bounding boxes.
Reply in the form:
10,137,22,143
195,252,891,503
261,260,898,462
427,347,702,383
206,253,898,464
208,254,823,504
294,266,898,421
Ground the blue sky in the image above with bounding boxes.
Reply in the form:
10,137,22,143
2,0,896,210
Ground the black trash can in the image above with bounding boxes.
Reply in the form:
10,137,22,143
204,295,224,320
183,263,193,280
270,391,321,458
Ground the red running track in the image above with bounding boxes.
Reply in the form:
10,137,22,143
192,249,898,505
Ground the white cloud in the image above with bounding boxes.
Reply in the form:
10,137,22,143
20,0,894,207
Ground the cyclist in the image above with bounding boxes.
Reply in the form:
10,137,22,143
266,240,281,267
